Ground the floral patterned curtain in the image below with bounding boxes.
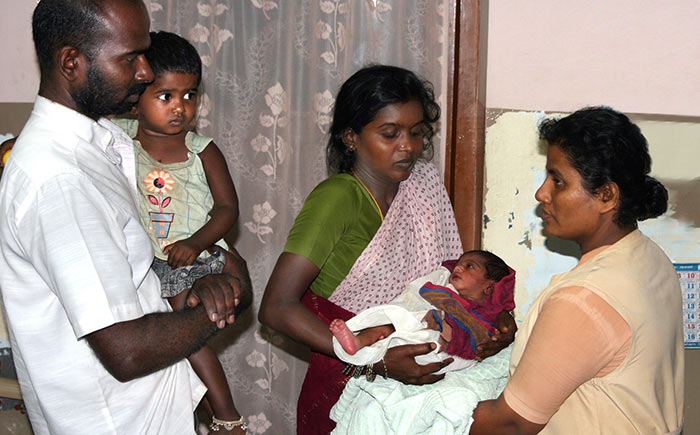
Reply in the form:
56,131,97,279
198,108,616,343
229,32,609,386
147,1,453,432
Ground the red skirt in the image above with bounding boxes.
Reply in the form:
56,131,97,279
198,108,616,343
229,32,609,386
297,291,354,435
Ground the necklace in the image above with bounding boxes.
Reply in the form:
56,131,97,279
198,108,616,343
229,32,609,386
352,170,384,222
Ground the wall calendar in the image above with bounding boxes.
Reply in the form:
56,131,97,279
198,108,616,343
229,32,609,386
677,263,700,348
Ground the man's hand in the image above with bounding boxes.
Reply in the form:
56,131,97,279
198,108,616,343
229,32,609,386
383,343,453,385
186,245,253,329
213,245,253,315
476,310,517,361
186,273,240,329
86,248,252,382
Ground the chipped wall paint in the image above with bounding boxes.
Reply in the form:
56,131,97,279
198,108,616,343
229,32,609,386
482,109,700,321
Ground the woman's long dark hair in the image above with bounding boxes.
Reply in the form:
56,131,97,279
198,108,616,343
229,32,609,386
326,65,440,174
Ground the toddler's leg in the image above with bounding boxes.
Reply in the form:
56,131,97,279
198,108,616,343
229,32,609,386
167,293,245,434
330,319,395,355
188,347,245,433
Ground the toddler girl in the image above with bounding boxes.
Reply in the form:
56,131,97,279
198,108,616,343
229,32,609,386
117,31,244,433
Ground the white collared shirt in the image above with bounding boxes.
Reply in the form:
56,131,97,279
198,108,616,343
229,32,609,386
0,96,205,434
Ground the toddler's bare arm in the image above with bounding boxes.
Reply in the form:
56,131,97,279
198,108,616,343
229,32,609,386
164,142,239,268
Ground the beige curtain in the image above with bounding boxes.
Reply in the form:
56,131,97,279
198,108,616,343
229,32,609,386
147,1,453,432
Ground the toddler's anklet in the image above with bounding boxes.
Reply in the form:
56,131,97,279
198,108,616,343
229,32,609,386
209,415,247,432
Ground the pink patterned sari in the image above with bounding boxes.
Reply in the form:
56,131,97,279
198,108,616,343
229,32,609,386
297,160,463,434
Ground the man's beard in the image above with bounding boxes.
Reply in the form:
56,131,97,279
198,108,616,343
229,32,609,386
73,63,148,118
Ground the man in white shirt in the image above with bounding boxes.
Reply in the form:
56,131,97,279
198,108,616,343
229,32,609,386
0,1,251,433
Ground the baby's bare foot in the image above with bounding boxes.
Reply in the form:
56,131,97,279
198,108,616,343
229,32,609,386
330,318,360,355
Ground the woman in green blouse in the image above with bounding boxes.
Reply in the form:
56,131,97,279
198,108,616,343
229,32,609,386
259,65,513,434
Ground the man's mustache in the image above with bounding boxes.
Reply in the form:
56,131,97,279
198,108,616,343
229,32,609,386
128,83,148,97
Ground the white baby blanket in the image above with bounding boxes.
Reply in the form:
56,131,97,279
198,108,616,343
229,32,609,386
330,344,511,435
332,267,476,374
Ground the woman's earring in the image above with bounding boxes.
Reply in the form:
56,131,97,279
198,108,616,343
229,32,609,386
347,145,356,153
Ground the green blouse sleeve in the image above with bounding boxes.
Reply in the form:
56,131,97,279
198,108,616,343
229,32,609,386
284,174,382,298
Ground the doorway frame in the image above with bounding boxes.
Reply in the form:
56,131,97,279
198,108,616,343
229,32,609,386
444,0,487,250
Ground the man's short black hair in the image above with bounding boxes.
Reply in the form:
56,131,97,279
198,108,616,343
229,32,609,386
33,0,109,77
145,31,202,85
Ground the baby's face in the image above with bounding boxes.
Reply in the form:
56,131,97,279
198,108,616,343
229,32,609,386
449,253,493,302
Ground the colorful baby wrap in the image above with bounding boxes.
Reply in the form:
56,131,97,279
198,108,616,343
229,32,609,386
420,283,495,360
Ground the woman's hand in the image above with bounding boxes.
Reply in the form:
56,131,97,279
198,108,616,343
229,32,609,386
383,343,453,385
475,310,517,361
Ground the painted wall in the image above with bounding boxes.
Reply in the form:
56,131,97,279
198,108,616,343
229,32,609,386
0,0,37,103
0,0,36,165
483,1,700,431
486,0,700,117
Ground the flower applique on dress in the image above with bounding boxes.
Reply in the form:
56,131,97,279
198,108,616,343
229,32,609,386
143,170,176,238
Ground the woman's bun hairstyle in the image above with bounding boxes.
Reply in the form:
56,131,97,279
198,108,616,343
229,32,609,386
642,175,669,221
538,106,667,228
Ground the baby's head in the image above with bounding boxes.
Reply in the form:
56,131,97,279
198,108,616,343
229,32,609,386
449,250,510,303
136,31,202,135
